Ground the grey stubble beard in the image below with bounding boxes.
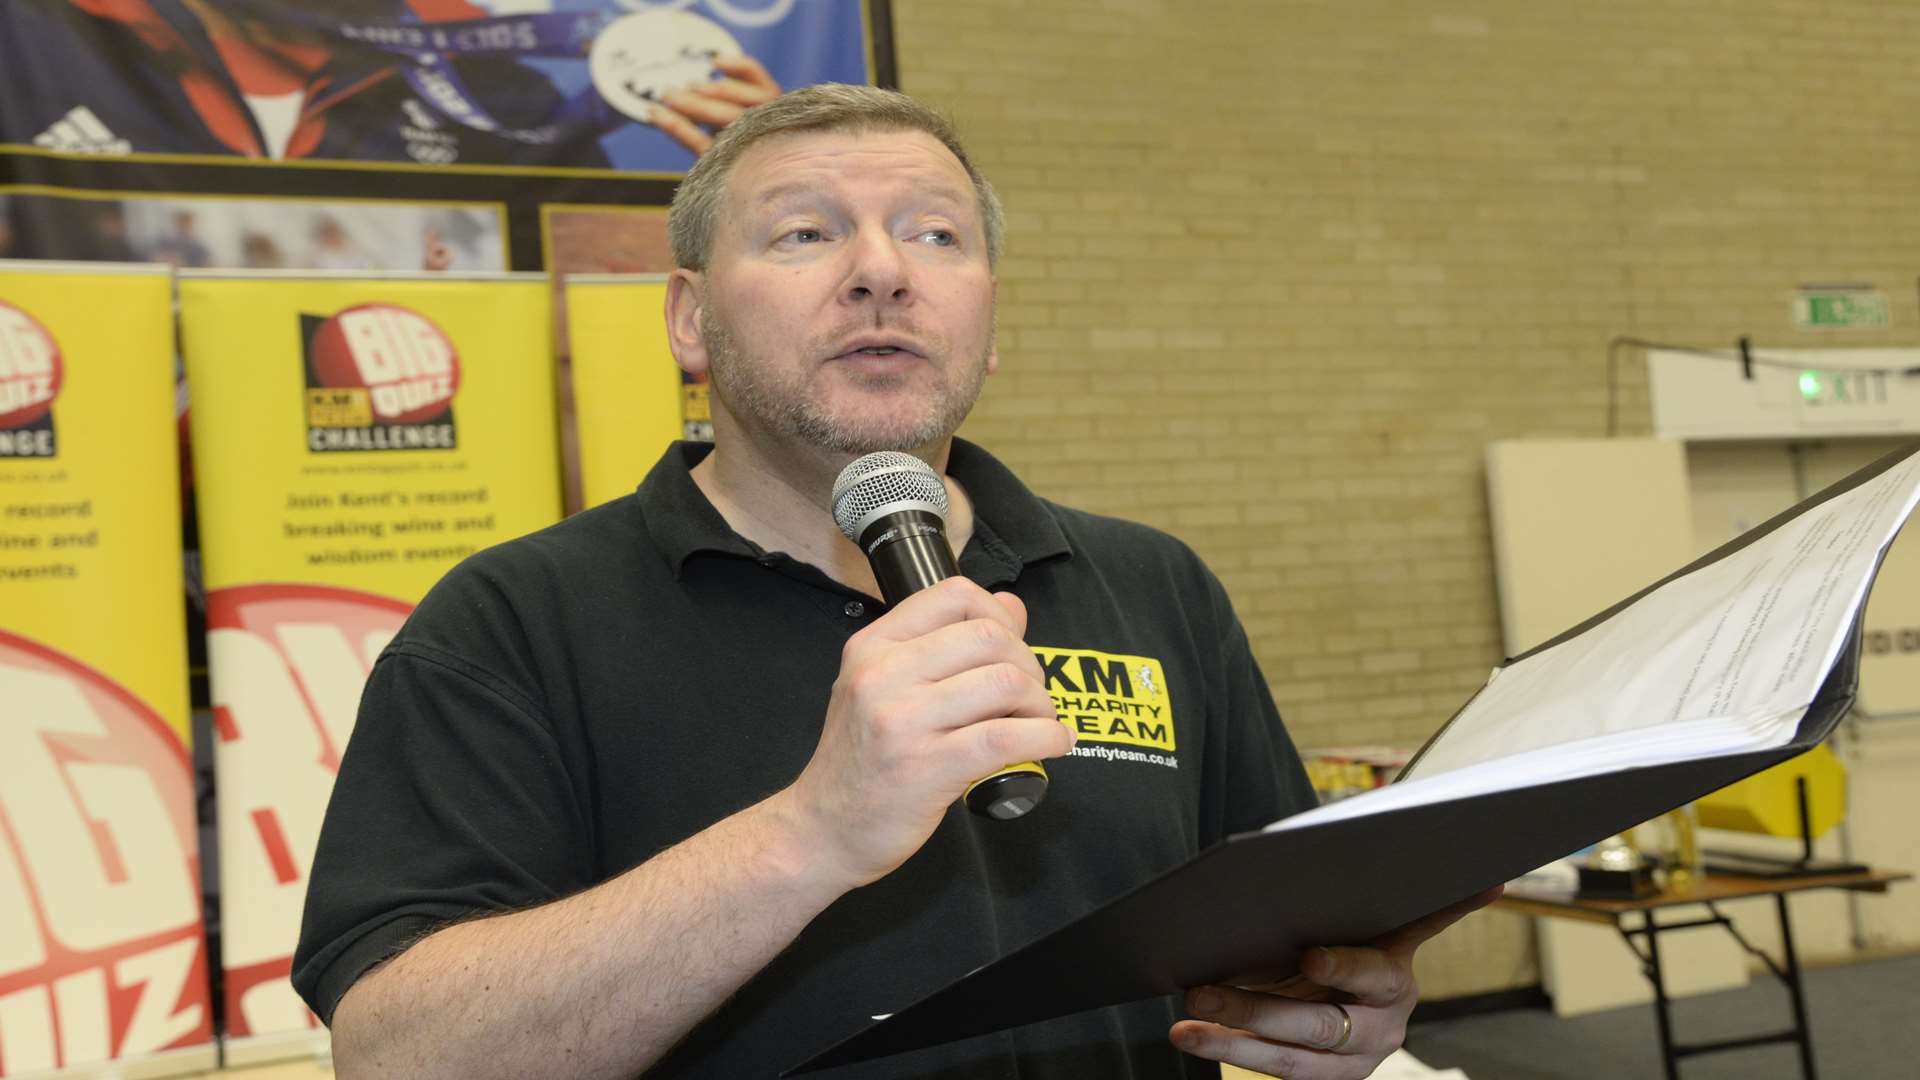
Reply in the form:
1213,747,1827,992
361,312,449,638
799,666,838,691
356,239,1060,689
698,305,991,456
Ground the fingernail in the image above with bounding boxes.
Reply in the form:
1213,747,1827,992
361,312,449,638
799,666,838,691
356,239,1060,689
1177,1027,1203,1050
1189,988,1221,1016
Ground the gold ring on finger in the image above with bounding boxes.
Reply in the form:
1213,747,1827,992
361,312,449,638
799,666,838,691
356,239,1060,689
1325,1001,1353,1052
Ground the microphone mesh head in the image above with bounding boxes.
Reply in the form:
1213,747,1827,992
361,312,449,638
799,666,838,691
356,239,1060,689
831,452,948,542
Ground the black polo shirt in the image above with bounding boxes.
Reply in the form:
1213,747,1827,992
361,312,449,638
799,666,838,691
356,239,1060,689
293,439,1315,1078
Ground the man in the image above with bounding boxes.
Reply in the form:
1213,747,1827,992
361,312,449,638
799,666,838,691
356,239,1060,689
294,83,1494,1078
149,210,212,268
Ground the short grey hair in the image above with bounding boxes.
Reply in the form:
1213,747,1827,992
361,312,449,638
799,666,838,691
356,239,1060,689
668,83,1004,271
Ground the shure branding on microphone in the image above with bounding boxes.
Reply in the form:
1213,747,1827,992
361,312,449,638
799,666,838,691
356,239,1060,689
864,520,943,555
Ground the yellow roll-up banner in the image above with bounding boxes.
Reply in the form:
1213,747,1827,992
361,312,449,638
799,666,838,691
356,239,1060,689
0,262,212,1075
564,275,685,508
178,272,561,1043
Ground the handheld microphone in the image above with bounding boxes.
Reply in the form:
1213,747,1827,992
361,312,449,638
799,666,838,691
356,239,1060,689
831,451,1049,821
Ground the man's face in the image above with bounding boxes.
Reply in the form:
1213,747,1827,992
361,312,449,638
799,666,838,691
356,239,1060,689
688,128,997,457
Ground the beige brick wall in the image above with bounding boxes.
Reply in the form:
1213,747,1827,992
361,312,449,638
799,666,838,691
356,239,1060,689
892,0,1920,997
895,0,1919,752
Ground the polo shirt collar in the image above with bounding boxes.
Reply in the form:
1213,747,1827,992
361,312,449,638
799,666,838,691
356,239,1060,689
945,437,1073,567
635,439,1073,580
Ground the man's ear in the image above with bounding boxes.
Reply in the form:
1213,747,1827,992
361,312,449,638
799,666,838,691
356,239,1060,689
985,276,1000,376
664,268,709,378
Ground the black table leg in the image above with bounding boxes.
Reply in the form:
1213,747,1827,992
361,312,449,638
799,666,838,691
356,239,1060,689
1642,912,1682,1080
1774,893,1819,1080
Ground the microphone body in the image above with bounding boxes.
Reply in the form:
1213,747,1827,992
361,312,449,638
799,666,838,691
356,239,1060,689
833,453,1050,821
859,508,960,604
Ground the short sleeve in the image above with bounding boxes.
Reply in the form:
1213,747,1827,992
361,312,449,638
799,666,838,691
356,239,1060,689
1197,573,1319,845
291,644,594,1024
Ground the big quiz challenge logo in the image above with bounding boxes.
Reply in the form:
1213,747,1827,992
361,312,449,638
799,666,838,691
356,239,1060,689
205,584,411,1037
0,300,63,458
0,632,212,1072
302,304,460,453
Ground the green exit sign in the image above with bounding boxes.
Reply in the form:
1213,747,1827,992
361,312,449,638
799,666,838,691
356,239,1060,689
1795,290,1889,329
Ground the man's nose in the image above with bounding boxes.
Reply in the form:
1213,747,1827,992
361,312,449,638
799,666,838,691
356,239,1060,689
842,230,910,305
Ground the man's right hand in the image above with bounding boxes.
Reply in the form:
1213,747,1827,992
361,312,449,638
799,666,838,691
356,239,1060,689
777,576,1073,889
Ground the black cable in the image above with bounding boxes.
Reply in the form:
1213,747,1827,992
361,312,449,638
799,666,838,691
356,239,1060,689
1604,335,1920,438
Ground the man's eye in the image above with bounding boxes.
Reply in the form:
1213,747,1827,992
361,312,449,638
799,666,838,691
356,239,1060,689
787,228,823,243
920,229,957,246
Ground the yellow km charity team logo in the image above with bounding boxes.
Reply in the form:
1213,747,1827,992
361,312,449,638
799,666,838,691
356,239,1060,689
1032,646,1175,751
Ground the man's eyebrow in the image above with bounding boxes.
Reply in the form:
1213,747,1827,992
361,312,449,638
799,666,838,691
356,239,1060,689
913,185,974,212
748,179,975,212
753,181,829,208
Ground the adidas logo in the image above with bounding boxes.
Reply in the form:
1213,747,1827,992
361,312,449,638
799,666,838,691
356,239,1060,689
32,107,131,155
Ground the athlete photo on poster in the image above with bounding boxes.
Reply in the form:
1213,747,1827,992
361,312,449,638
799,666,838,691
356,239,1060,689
0,192,506,272
0,0,871,173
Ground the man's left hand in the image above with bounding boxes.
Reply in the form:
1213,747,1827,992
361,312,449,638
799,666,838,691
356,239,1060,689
1170,886,1503,1078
